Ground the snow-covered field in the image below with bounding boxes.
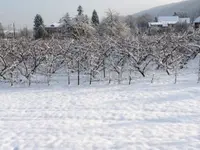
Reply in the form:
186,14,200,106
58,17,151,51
0,66,200,149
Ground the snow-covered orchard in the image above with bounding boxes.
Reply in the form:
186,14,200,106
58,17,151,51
1,10,200,150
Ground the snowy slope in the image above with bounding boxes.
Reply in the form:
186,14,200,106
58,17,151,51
0,69,200,150
134,0,200,20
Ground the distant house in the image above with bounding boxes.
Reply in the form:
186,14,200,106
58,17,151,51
158,16,179,26
149,16,190,28
194,16,200,29
4,30,20,39
45,22,75,37
45,22,63,34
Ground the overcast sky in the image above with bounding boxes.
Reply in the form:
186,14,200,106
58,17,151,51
0,0,182,29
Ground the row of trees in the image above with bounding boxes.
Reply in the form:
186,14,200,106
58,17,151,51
0,29,200,86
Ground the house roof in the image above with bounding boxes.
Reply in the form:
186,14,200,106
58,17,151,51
148,22,172,27
149,22,164,26
46,22,63,28
158,16,179,23
4,30,19,34
194,16,200,23
149,16,191,27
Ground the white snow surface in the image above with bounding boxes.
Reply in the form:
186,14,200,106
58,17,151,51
0,68,200,149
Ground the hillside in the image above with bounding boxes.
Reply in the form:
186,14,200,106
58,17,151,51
135,0,200,21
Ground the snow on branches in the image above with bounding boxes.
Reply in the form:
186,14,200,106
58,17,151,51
0,28,199,86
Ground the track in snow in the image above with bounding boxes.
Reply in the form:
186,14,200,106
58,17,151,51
0,80,200,150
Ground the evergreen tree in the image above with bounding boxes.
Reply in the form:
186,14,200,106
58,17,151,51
173,12,177,16
33,14,46,39
155,17,158,22
77,5,83,16
91,10,100,26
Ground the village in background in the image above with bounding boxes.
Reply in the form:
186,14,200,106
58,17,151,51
1,6,200,39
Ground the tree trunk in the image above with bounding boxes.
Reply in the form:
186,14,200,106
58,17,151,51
103,59,106,78
47,71,51,86
10,73,13,86
90,70,92,85
174,63,178,84
77,60,80,86
174,72,177,84
68,70,70,85
109,71,111,84
166,69,170,76
28,75,31,87
198,55,200,83
151,74,155,84
129,69,132,85
118,73,121,84
138,69,145,77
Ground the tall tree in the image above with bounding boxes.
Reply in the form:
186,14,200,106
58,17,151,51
33,14,46,39
20,27,31,38
125,15,136,33
98,9,129,37
0,23,5,38
60,13,71,26
91,10,100,26
77,5,83,16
